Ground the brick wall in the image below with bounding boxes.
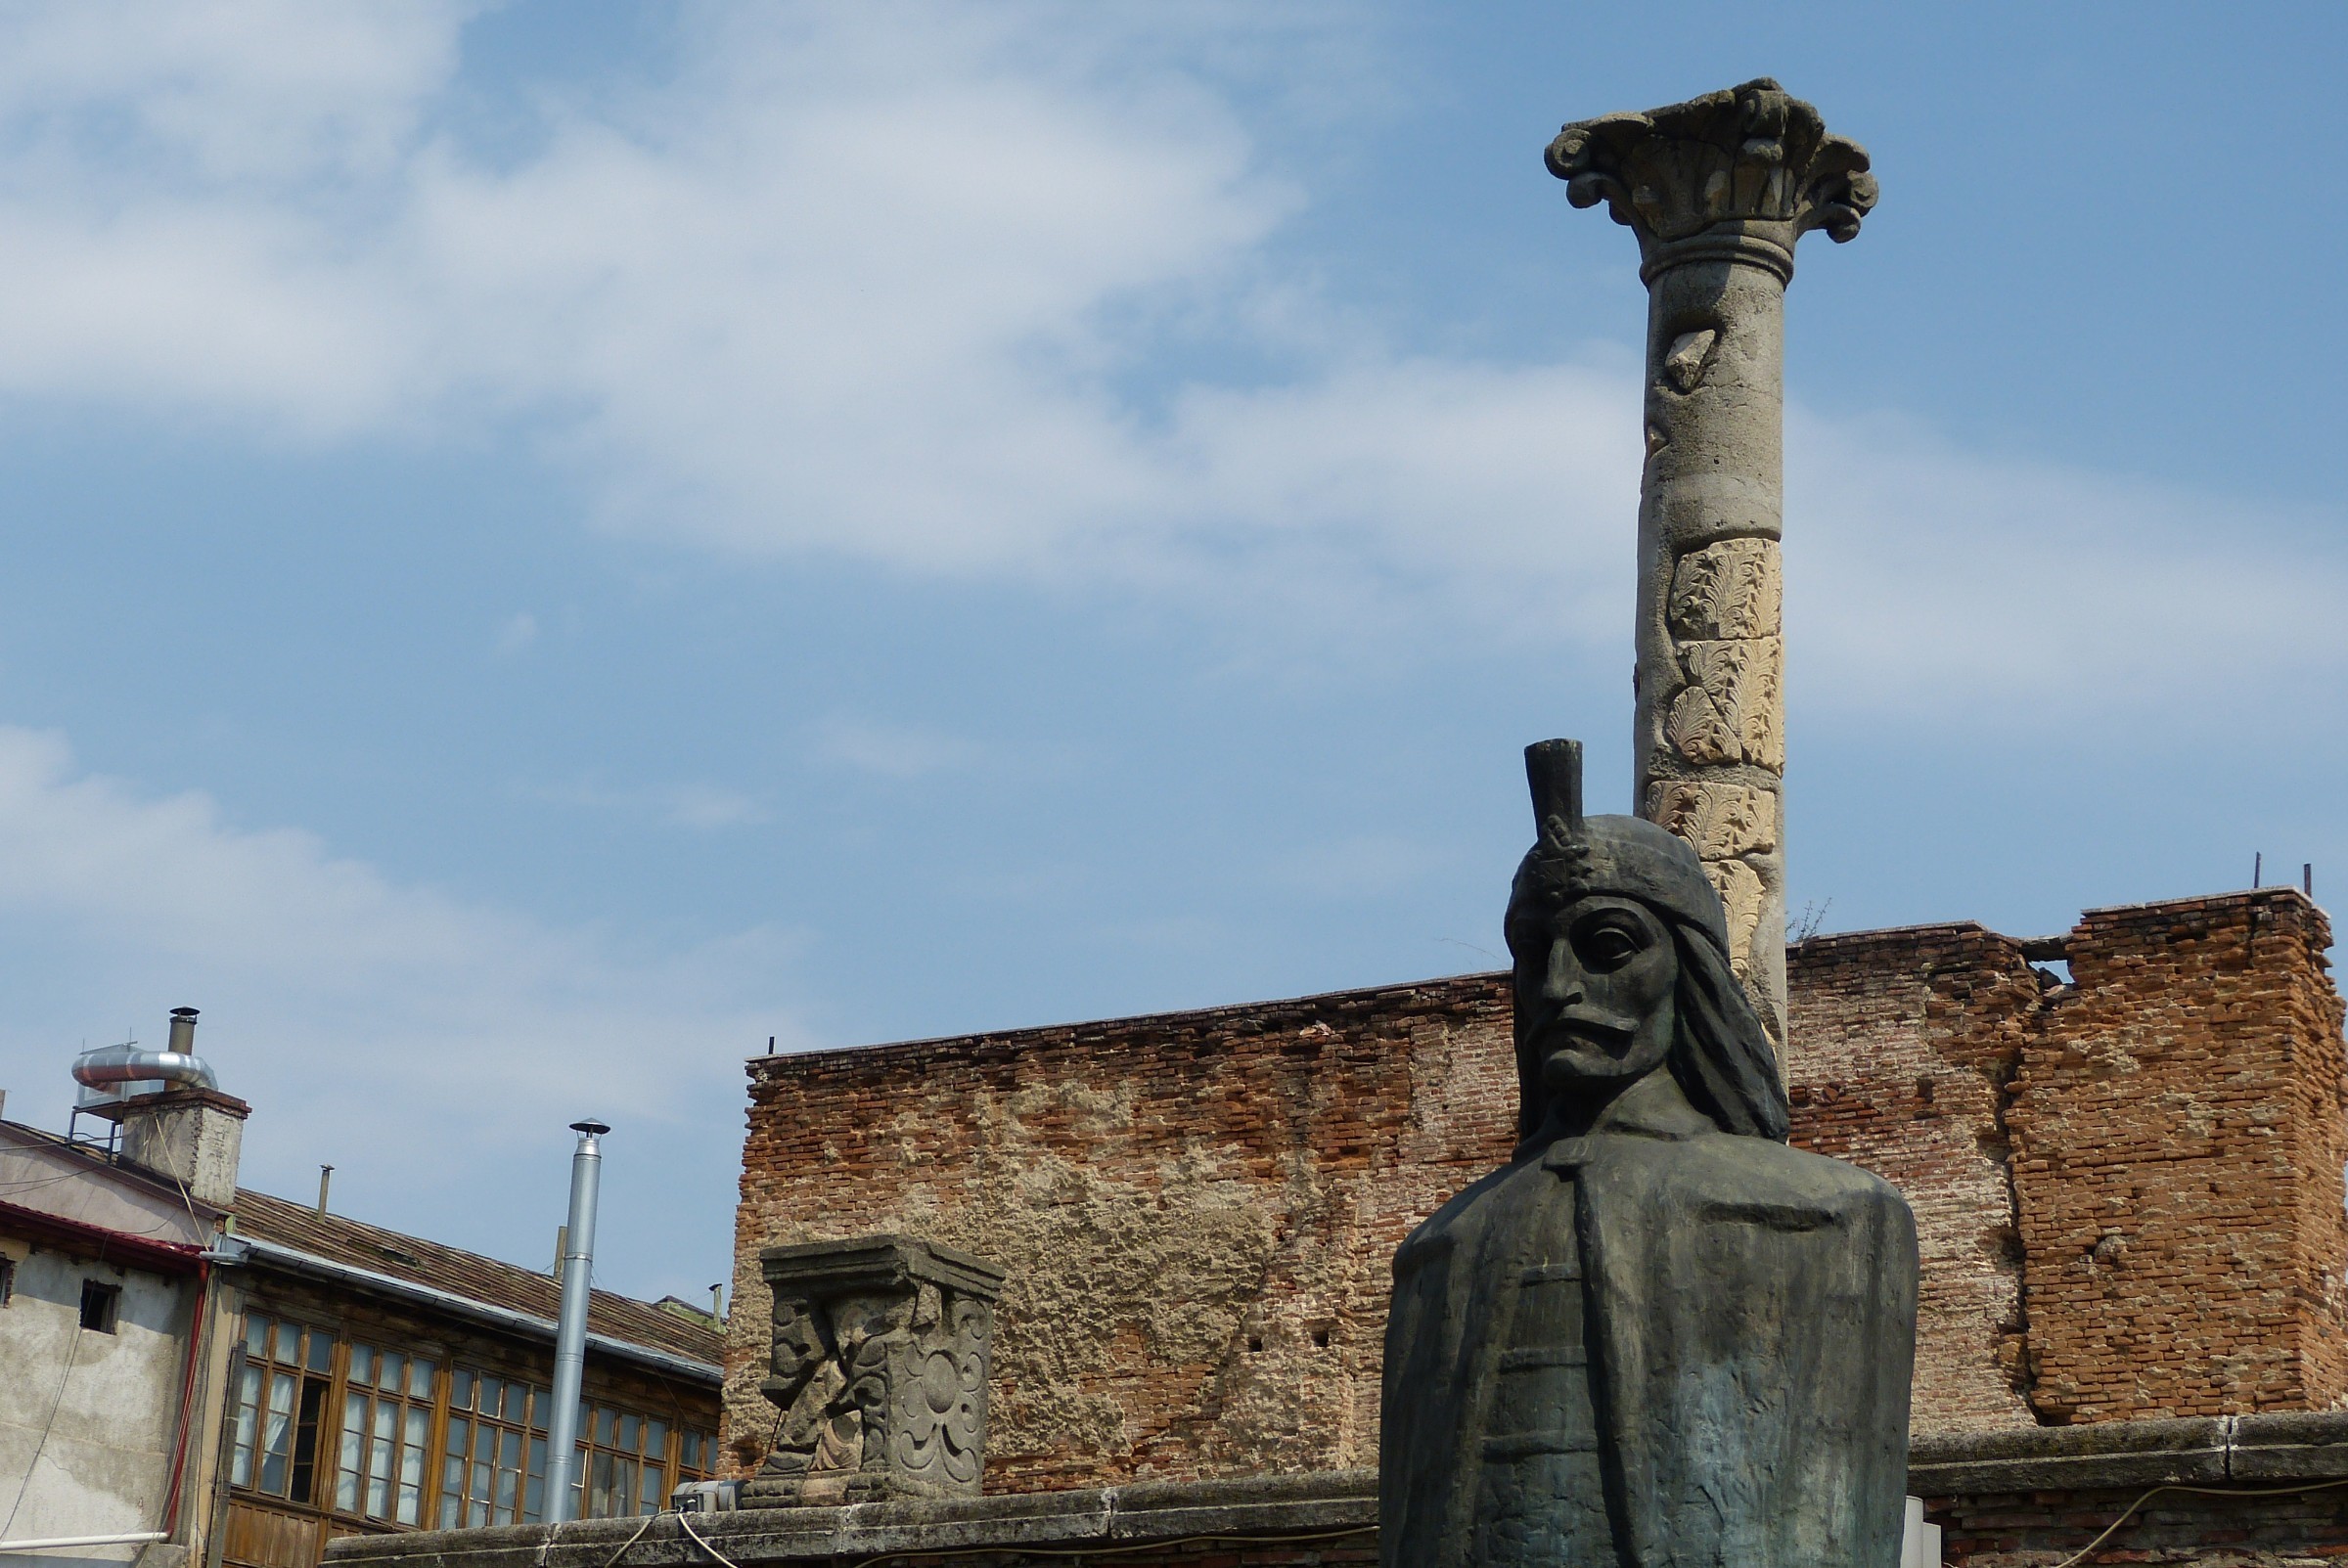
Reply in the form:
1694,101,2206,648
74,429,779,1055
726,981,1516,1489
724,889,2343,1488
2009,891,2348,1421
1785,922,2046,1431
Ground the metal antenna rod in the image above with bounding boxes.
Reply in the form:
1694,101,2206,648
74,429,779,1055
543,1119,609,1523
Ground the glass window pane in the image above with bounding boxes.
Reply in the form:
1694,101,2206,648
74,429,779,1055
367,1402,395,1518
617,1413,640,1454
305,1331,334,1373
378,1351,403,1392
641,1463,661,1514
595,1409,614,1447
398,1405,428,1526
452,1368,474,1410
440,1450,466,1528
477,1374,501,1413
589,1451,614,1519
523,1435,547,1524
335,1392,366,1513
348,1345,374,1385
231,1364,262,1488
409,1358,435,1401
646,1419,668,1461
470,1456,493,1520
502,1383,526,1424
528,1386,550,1434
245,1316,269,1359
259,1373,296,1496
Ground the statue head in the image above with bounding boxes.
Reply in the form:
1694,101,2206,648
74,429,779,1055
1504,739,1787,1143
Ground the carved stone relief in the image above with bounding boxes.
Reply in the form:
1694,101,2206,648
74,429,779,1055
1644,780,1776,861
1660,328,1717,393
1705,857,1766,981
1668,537,1781,643
744,1236,1006,1507
1664,637,1783,769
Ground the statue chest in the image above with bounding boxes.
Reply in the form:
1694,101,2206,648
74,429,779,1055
1468,1172,1617,1567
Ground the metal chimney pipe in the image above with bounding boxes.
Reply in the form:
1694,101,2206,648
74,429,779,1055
542,1120,608,1524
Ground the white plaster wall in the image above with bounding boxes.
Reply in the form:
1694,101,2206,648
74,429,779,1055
0,1242,194,1563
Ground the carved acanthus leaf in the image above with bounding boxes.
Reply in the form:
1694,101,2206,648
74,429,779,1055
1705,858,1765,979
1665,638,1783,769
1669,538,1781,642
1646,780,1778,860
1546,78,1875,251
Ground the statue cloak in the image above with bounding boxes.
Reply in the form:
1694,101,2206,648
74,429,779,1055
1379,1088,1918,1568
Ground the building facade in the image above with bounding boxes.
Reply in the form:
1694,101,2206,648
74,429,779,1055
0,1018,725,1568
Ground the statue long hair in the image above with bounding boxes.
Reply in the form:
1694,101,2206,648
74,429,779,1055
1660,916,1789,1142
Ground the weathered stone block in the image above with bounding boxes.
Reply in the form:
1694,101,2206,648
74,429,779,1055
742,1236,1005,1506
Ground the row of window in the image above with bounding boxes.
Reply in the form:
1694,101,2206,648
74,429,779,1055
231,1312,714,1530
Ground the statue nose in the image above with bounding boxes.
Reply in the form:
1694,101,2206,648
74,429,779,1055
1544,941,1585,1002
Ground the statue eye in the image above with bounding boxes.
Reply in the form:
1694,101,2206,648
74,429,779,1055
1575,918,1646,970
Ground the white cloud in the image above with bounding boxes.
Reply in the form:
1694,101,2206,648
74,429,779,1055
0,0,2331,725
0,728,797,1175
494,610,538,653
811,718,985,781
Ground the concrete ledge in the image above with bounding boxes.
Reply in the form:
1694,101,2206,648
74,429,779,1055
2229,1411,2348,1482
1909,1416,2228,1495
327,1416,2348,1568
324,1470,1378,1568
1911,1412,2348,1497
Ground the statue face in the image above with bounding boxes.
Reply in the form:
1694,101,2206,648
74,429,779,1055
1510,893,1678,1091
771,1296,827,1379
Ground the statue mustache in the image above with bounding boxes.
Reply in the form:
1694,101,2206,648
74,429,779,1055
1537,1006,1645,1045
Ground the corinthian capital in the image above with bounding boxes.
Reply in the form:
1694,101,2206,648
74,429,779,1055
1546,78,1875,279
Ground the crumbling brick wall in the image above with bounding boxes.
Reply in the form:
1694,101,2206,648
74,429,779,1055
725,980,1517,1491
2009,890,2347,1421
1786,922,2046,1431
724,889,2345,1488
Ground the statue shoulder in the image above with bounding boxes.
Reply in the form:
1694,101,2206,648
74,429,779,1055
1647,1133,1914,1224
1393,1156,1536,1277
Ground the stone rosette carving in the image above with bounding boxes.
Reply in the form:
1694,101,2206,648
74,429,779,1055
743,1235,1006,1507
1545,76,1876,274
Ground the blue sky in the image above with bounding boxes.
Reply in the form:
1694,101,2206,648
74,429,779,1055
0,1,2341,1303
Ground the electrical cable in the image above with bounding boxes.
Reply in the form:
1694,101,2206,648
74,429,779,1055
675,1511,746,1568
842,1523,1377,1568
592,1509,660,1568
0,1307,87,1539
2045,1475,2348,1568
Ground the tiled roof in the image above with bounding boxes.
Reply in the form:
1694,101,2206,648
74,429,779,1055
232,1187,724,1368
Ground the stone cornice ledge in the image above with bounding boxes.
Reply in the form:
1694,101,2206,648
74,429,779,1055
323,1471,1379,1568
324,1417,2348,1568
1910,1411,2348,1497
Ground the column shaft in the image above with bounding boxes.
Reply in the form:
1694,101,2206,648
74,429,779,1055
1636,255,1789,1051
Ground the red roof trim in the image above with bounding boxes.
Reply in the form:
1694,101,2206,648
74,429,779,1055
0,1196,206,1275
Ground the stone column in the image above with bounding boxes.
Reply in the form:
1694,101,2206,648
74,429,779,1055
1546,78,1875,1054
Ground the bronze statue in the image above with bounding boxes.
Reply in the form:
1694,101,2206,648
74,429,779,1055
1379,740,1917,1566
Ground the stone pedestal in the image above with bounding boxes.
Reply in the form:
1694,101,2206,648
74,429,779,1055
743,1236,1006,1507
1546,78,1876,1054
